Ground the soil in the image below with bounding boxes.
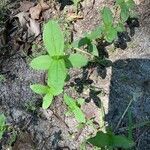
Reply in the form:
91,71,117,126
0,0,150,150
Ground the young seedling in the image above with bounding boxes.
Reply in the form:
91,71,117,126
116,0,136,22
72,0,136,54
30,20,88,109
64,94,86,123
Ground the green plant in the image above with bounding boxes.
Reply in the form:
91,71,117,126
72,0,135,53
30,21,88,109
87,131,135,149
116,0,136,22
29,0,137,148
0,113,6,139
64,94,86,123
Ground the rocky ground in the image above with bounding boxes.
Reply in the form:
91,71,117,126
0,0,150,149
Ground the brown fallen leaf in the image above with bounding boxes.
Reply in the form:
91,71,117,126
27,18,41,37
40,1,50,11
29,4,42,20
29,1,49,20
66,12,83,21
15,12,29,27
82,101,101,124
133,0,145,5
19,1,34,12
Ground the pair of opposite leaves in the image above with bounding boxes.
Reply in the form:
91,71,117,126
30,21,88,109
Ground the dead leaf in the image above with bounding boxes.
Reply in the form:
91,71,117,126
15,12,29,27
40,1,50,11
133,0,145,5
29,1,49,20
19,1,34,12
66,12,83,21
27,18,41,37
82,101,101,124
29,4,42,20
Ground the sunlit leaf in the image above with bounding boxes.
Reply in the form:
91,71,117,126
105,26,118,43
121,5,129,22
73,107,86,123
68,53,88,68
42,92,53,109
48,59,67,90
116,0,124,5
116,22,126,32
87,26,103,40
30,84,49,94
30,55,52,70
43,21,64,56
102,7,113,25
126,0,135,9
64,94,86,123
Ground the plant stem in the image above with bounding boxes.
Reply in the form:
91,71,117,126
114,98,133,132
74,47,94,58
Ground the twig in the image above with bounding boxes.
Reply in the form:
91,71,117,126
74,47,94,58
114,98,133,132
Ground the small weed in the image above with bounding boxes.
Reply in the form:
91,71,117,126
30,21,88,109
64,94,86,123
29,0,138,148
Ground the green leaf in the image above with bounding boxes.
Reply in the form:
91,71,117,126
42,92,53,109
88,131,110,147
30,55,52,70
73,107,86,123
102,7,113,25
88,43,99,56
120,5,130,22
126,0,135,9
112,135,135,148
64,94,86,123
87,131,135,149
116,22,126,32
30,84,49,94
68,53,88,68
49,86,63,96
87,26,103,40
72,37,91,48
116,0,124,5
48,59,67,90
105,26,118,43
43,20,64,56
64,94,77,110
77,98,85,106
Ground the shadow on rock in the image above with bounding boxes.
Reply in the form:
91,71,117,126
106,58,150,137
